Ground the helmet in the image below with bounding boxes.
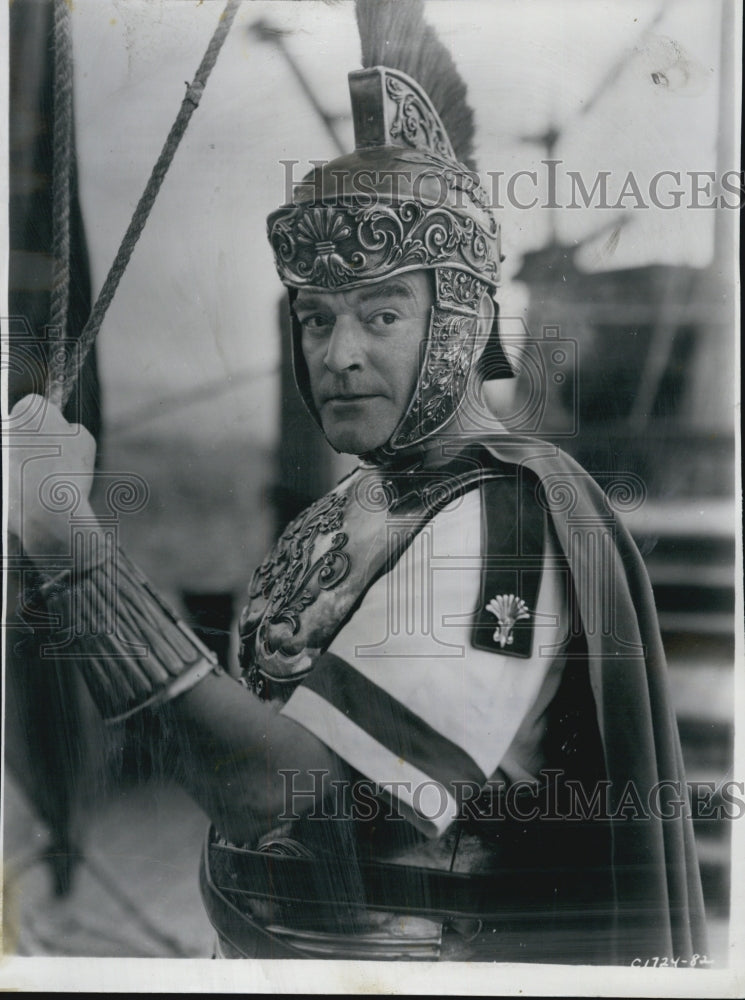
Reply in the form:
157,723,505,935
267,11,513,462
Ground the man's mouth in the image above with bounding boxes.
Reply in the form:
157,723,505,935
324,393,380,404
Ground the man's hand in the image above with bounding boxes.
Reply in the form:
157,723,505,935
6,393,99,560
161,671,348,846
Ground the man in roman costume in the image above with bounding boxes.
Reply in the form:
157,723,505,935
8,0,707,965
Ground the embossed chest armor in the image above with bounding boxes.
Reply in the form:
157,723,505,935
239,451,489,700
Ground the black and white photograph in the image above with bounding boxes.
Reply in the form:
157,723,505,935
2,0,742,994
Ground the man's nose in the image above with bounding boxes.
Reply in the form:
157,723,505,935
323,315,364,373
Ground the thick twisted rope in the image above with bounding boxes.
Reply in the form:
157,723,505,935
47,0,242,408
47,0,74,407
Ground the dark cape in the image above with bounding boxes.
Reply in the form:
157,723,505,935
484,435,708,964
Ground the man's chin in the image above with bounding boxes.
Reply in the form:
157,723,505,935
320,417,391,456
323,430,387,455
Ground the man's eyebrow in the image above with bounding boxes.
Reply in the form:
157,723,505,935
355,281,416,305
293,294,328,313
294,280,418,313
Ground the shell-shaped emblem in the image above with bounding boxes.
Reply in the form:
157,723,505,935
485,594,530,648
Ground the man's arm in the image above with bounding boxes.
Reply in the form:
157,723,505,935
160,672,345,846
7,394,345,845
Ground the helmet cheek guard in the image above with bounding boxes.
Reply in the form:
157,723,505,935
268,67,513,459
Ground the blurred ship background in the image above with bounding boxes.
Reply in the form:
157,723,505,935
4,0,740,964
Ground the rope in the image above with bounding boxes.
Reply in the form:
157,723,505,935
47,0,243,408
47,0,74,407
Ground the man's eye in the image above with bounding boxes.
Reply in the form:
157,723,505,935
368,311,398,328
300,314,331,331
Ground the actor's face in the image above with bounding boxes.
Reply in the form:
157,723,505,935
295,271,432,454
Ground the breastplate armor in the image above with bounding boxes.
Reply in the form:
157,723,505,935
239,450,489,699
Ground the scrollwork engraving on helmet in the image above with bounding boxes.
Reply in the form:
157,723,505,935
268,199,499,291
294,206,355,286
391,309,477,449
385,74,454,161
436,267,487,313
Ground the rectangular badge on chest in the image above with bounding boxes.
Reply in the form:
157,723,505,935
471,472,545,659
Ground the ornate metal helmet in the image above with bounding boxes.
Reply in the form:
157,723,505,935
267,0,513,460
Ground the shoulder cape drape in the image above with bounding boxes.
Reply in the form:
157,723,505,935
484,436,709,964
